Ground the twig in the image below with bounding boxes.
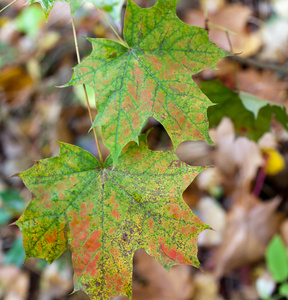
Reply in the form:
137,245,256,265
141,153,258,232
71,13,104,164
230,55,288,75
0,0,18,13
203,0,209,33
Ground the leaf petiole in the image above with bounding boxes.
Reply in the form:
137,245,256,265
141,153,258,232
70,11,104,164
0,0,18,13
95,6,129,48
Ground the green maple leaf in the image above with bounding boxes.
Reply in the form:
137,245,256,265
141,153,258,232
68,0,226,164
17,136,208,299
26,0,124,22
201,80,288,141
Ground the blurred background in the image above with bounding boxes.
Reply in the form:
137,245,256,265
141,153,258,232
1,0,288,299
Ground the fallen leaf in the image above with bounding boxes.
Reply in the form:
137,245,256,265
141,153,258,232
132,249,194,300
213,193,283,278
184,4,262,56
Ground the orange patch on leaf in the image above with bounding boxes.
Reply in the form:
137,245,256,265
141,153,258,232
111,210,120,219
160,243,187,264
45,229,57,243
148,219,154,229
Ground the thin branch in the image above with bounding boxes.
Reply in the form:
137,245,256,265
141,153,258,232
95,6,129,48
71,13,104,164
230,55,288,75
0,0,18,13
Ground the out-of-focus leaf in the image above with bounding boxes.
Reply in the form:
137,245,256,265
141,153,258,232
0,66,33,106
17,136,207,299
70,0,125,23
0,210,12,226
239,92,271,119
239,92,286,122
201,80,288,141
4,236,25,267
0,42,16,69
74,84,96,108
0,190,26,225
0,189,26,213
266,235,288,283
213,194,282,278
279,283,288,297
15,5,45,38
26,0,125,22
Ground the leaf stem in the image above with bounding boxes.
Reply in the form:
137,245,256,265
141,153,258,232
95,6,129,48
71,13,104,164
225,30,240,92
208,21,237,35
0,0,18,13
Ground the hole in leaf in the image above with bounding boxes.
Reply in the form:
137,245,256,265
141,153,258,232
141,117,173,151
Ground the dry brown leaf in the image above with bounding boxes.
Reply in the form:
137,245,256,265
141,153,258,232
184,4,262,56
212,118,263,190
182,181,201,209
193,272,218,300
213,193,283,278
280,218,288,247
176,141,214,166
39,260,73,300
199,0,225,14
238,69,288,104
233,137,263,187
259,18,288,63
0,66,33,108
197,196,227,247
0,266,29,300
132,250,194,300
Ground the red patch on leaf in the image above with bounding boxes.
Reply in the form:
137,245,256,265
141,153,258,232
112,210,120,219
45,229,57,243
160,243,186,263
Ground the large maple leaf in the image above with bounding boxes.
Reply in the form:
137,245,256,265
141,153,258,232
17,136,208,299
68,0,226,164
26,0,124,22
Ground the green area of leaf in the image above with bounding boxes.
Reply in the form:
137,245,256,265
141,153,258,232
74,84,96,108
68,0,226,164
201,80,288,141
0,42,17,69
279,283,288,297
70,0,125,23
17,136,208,299
239,92,271,119
26,0,124,22
266,235,288,283
15,4,45,37
4,236,25,267
0,189,26,226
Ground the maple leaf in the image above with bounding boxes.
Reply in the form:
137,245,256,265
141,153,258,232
17,136,208,299
68,0,226,164
201,80,288,141
26,0,124,22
